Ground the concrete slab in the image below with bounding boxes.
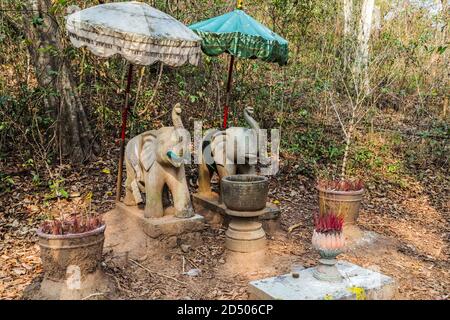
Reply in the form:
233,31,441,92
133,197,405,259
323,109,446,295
103,203,206,260
192,192,280,234
248,261,397,300
115,202,206,238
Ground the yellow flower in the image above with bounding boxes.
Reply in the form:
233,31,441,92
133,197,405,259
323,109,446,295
348,286,367,300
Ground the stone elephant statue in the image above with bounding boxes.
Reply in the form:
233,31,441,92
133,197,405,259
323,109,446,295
198,107,260,196
123,104,194,219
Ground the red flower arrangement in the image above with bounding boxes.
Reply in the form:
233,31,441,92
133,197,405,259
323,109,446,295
312,212,346,251
40,215,104,235
314,212,344,234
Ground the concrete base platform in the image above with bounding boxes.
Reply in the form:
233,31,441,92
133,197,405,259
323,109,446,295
248,261,397,300
192,192,280,234
115,202,205,238
103,203,206,258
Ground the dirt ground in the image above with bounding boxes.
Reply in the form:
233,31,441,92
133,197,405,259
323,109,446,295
0,147,448,300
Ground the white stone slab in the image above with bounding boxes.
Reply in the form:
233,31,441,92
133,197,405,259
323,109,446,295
248,261,396,300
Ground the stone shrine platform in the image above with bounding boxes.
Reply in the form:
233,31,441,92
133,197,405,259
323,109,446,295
192,192,280,235
248,261,396,300
114,202,205,238
104,202,206,258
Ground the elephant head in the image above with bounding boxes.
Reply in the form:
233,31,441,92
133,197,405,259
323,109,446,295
207,107,260,166
140,104,190,171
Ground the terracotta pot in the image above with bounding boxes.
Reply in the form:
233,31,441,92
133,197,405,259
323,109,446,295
37,225,106,282
221,175,268,211
317,186,364,241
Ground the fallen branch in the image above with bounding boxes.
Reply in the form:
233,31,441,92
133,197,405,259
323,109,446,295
288,223,302,233
130,259,187,285
105,272,134,295
81,292,106,300
185,256,200,269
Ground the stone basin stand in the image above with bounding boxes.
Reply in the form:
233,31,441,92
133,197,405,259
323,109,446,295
221,175,269,253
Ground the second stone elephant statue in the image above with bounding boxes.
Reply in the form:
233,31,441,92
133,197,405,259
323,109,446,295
198,107,260,195
123,104,194,219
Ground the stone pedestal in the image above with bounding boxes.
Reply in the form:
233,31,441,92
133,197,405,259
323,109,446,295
248,261,397,300
224,204,268,253
104,203,206,258
192,192,280,235
225,218,266,253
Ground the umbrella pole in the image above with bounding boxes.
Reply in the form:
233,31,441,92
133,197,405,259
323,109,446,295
116,64,134,203
223,55,235,129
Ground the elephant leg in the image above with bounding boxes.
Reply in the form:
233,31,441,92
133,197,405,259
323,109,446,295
144,169,165,218
123,158,138,206
166,166,194,218
237,164,256,175
197,159,212,194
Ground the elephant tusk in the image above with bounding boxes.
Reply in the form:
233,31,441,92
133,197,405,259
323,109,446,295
167,150,183,163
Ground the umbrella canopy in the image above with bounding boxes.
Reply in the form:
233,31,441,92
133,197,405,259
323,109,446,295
189,8,288,128
67,1,202,66
189,9,288,66
66,1,202,202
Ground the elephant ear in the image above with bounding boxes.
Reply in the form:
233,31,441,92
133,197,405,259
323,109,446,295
140,132,157,171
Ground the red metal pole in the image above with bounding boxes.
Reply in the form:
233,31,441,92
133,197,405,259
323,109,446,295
223,55,235,129
116,64,134,202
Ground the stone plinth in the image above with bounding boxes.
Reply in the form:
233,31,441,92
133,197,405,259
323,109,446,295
248,261,397,300
192,192,280,235
104,203,206,257
225,218,266,253
115,202,205,238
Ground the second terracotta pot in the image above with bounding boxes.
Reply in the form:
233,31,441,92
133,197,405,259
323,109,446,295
317,186,364,241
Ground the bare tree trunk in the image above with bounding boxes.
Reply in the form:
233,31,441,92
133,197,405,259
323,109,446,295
372,5,381,38
341,118,354,179
439,0,449,118
22,0,97,163
355,0,375,95
342,0,354,71
343,0,353,37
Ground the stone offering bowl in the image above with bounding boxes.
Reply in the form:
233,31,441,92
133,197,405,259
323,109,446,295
221,175,268,212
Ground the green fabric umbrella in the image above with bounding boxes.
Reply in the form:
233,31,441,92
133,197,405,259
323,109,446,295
189,7,288,128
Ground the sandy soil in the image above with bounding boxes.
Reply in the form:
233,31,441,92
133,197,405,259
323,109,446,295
0,152,448,300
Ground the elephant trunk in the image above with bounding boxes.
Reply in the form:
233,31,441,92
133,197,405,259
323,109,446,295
244,107,260,130
172,103,184,130
169,103,187,166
